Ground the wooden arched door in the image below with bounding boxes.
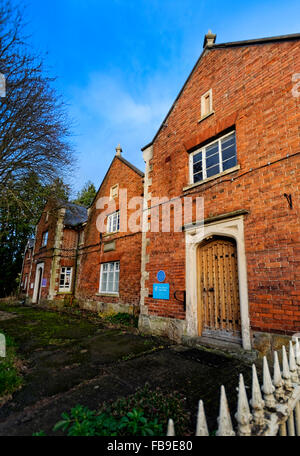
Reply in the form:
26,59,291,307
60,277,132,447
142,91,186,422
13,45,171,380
197,236,241,342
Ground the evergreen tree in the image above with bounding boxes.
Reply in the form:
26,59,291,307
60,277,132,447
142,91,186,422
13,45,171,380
73,181,97,208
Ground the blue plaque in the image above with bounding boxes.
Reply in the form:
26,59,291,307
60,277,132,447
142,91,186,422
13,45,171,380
42,278,47,287
153,283,169,300
157,270,166,282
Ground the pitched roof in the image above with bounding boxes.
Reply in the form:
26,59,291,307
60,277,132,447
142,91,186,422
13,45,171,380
141,32,300,151
212,32,300,49
62,202,88,227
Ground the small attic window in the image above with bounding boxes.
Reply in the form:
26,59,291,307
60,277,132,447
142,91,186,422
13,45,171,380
201,89,213,119
110,184,119,199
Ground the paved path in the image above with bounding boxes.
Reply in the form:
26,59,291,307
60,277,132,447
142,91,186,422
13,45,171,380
0,303,254,435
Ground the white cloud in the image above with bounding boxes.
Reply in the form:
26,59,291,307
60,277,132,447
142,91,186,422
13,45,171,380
68,72,173,193
71,72,171,127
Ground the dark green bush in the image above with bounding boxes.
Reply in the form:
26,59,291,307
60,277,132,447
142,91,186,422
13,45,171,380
53,405,162,436
51,384,190,436
101,384,190,435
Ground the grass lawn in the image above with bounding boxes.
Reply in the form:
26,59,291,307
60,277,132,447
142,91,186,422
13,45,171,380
0,334,23,402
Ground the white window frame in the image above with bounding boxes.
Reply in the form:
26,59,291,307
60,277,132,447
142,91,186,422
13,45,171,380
41,231,48,247
110,184,119,200
99,261,120,294
201,89,213,118
24,275,28,290
189,131,237,184
107,211,120,233
59,267,73,292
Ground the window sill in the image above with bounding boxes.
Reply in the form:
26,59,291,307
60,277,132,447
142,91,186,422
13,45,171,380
103,231,119,237
57,291,72,295
198,110,215,123
183,164,240,192
96,292,119,297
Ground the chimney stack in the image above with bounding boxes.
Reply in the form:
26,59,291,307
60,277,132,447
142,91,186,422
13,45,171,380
115,144,122,157
203,30,216,48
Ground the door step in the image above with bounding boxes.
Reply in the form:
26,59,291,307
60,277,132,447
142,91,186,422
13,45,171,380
181,335,257,363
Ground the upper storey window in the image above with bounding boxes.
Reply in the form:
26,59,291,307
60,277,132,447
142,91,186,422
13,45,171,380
41,231,48,247
201,89,213,119
107,211,120,233
190,131,237,184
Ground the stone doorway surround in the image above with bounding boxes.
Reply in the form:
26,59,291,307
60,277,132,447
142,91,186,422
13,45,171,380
185,211,251,350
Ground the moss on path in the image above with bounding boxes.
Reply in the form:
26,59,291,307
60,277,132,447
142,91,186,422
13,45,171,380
0,302,255,436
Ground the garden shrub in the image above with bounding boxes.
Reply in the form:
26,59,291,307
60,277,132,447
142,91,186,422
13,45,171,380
51,383,190,436
53,405,162,436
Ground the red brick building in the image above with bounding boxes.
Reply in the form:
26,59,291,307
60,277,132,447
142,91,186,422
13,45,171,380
76,146,144,314
20,32,300,355
21,147,144,315
22,199,87,305
139,32,300,353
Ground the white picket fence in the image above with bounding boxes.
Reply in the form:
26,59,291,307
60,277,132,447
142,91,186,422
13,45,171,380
167,339,300,436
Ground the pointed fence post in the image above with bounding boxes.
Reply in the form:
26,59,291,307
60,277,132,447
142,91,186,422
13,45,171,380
167,419,175,436
251,364,265,426
295,338,300,376
287,412,296,436
295,401,300,436
262,356,276,408
235,374,252,436
282,345,293,392
273,351,285,401
196,400,209,436
216,385,235,436
289,341,299,383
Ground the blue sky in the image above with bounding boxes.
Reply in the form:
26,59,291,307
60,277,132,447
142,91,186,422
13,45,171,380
23,0,300,195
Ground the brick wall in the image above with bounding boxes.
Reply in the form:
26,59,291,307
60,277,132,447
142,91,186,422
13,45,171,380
143,39,300,336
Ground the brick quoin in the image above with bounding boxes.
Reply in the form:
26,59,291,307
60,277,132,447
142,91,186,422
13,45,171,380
139,33,300,350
